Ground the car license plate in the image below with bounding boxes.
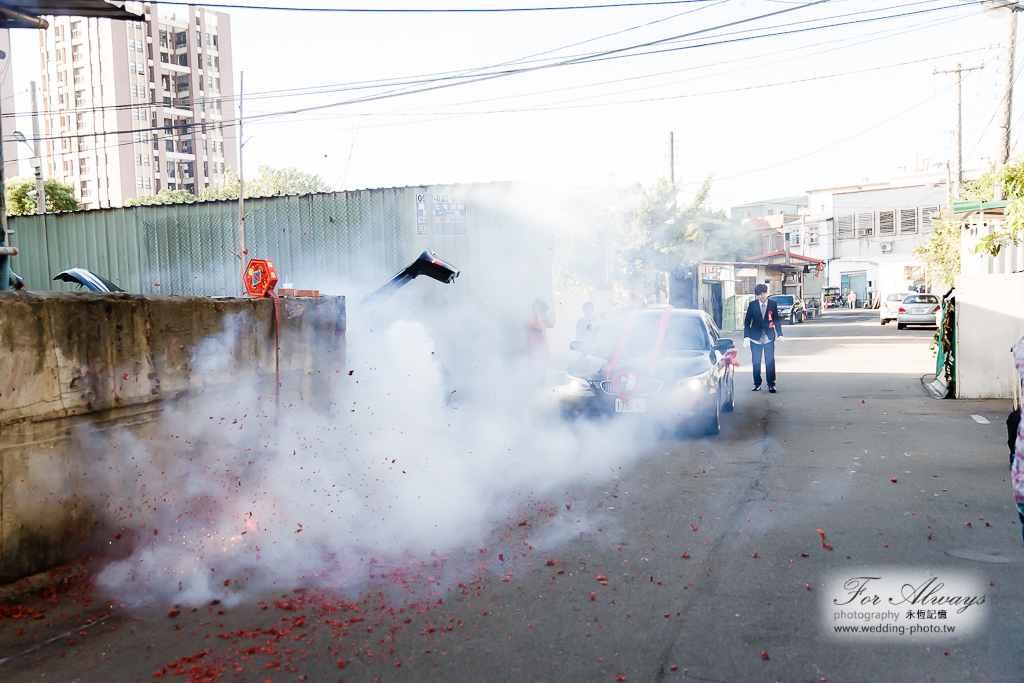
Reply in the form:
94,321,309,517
914,307,929,314
615,399,645,413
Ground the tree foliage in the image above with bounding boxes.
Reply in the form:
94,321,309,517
199,165,331,201
913,157,1024,286
125,188,198,206
5,176,82,214
554,176,739,295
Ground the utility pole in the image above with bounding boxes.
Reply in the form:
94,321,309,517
237,71,245,295
30,81,45,214
996,8,1018,199
668,131,674,184
934,63,984,198
0,59,12,290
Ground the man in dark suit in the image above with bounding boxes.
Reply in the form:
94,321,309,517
743,284,785,393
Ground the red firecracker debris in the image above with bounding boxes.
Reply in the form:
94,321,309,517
681,553,690,558
616,676,627,681
817,528,834,551
167,609,180,618
670,665,678,671
752,553,758,558
223,579,231,586
589,592,596,601
805,584,812,590
596,575,607,581
762,650,770,660
691,525,698,532
547,560,556,566
801,553,809,557
891,478,898,483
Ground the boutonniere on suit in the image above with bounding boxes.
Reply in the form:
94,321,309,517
767,310,773,329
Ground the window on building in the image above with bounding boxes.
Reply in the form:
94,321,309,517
203,161,208,175
214,56,219,69
81,180,90,197
72,44,83,62
73,67,83,84
167,160,175,177
177,54,188,67
136,153,142,165
206,54,212,67
63,159,70,173
143,154,150,166
899,208,918,234
137,176,144,189
78,137,90,151
878,210,895,236
76,112,87,128
921,205,939,231
202,139,207,153
856,212,873,237
205,32,211,46
196,30,201,45
166,139,174,152
212,34,218,47
129,62,137,74
144,177,151,189
71,21,81,39
207,75,213,88
136,39,144,52
837,214,854,240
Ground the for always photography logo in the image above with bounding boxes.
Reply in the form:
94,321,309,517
822,569,986,640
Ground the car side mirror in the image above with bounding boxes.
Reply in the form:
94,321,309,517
714,338,734,351
569,341,584,352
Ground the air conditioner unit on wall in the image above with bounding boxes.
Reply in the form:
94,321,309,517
880,243,893,252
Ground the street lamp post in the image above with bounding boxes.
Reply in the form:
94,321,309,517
13,131,45,214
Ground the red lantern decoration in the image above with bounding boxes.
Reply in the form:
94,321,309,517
244,259,278,297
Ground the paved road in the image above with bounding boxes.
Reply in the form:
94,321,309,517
2,310,1021,682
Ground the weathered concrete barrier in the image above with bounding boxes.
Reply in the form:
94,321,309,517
0,291,345,584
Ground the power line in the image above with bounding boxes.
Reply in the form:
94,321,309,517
5,0,956,123
150,0,723,12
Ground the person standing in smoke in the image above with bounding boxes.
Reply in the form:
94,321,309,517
575,302,599,343
526,299,555,388
742,284,784,393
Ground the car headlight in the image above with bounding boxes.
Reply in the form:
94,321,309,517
566,375,591,391
677,371,710,390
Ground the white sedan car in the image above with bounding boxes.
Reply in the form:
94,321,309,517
896,293,941,330
880,291,913,325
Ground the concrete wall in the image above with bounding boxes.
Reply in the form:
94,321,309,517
0,292,345,583
955,273,1024,399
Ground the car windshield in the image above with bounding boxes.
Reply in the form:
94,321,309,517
886,293,907,301
903,294,939,304
769,295,794,306
587,313,710,357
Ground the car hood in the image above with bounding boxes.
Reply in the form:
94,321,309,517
567,351,714,383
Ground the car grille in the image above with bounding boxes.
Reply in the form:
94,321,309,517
599,380,663,396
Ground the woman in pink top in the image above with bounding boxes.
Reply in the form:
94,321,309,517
1012,335,1024,544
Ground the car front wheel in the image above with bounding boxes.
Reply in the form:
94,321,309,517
701,394,721,436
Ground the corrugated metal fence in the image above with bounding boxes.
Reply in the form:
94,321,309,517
9,189,406,295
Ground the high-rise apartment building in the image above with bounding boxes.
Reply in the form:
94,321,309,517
39,4,236,209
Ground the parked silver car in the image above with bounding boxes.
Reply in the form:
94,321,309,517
896,293,940,330
880,291,913,325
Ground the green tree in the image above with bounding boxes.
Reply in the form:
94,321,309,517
125,188,198,206
198,165,331,201
913,156,1024,286
553,176,725,296
5,176,82,215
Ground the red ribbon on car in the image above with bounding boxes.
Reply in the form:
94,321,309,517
604,307,674,383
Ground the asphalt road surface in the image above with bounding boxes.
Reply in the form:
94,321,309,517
2,309,1021,682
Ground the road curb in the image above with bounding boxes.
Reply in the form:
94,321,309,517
0,562,87,602
922,375,947,399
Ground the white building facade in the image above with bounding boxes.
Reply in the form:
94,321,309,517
38,3,236,209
